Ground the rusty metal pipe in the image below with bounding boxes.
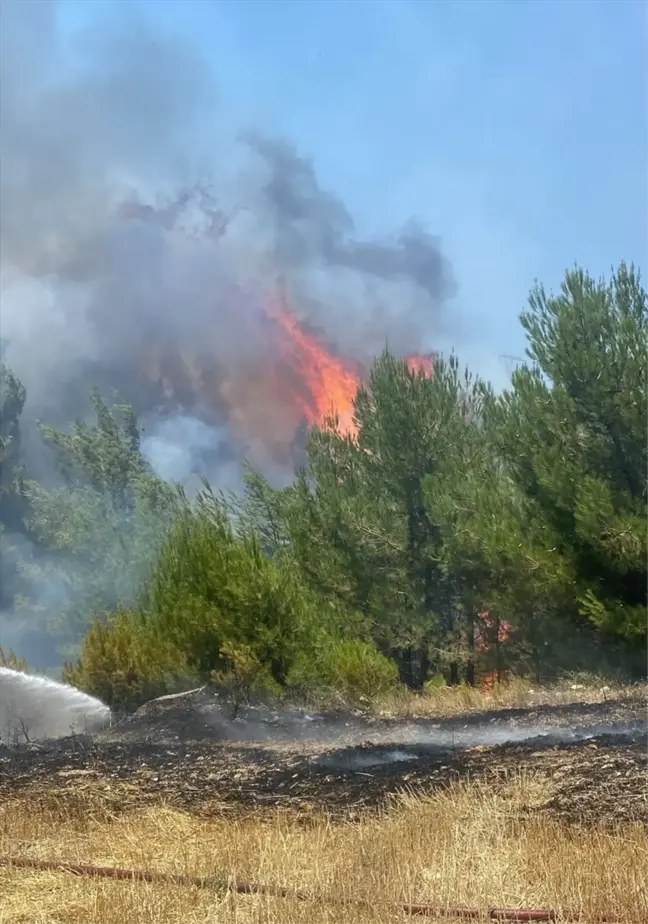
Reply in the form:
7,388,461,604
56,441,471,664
0,855,631,922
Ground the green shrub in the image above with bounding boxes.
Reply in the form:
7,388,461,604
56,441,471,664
68,489,328,708
289,637,400,702
211,641,282,717
424,672,447,692
137,490,322,685
63,607,190,711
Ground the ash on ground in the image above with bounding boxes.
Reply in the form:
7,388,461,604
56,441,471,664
1,688,645,828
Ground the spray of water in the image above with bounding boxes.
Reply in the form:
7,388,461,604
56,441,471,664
0,666,111,744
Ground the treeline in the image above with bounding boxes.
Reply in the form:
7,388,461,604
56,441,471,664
0,264,646,708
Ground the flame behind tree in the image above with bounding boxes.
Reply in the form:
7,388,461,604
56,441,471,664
405,353,435,377
120,191,436,464
1,6,453,491
265,288,363,438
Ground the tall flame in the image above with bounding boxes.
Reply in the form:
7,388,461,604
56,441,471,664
265,289,435,441
121,197,435,460
265,290,363,438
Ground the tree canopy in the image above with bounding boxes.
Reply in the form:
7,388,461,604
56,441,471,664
1,262,645,704
487,264,646,641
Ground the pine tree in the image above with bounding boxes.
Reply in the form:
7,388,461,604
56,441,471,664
488,263,647,644
0,361,27,534
0,362,29,614
22,388,182,649
245,351,490,688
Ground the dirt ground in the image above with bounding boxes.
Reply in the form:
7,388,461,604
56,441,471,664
1,690,645,827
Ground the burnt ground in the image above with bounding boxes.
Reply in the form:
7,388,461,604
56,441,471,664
0,690,646,827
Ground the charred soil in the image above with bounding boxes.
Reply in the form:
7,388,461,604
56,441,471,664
1,691,645,827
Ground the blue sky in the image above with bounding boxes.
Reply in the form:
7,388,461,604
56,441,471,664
59,0,646,387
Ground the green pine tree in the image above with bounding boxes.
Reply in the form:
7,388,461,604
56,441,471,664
0,362,29,615
21,387,182,651
487,263,647,644
0,361,27,535
245,351,492,688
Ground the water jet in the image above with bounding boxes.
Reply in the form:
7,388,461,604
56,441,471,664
0,667,111,744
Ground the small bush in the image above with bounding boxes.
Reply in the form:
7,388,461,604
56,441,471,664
140,491,322,685
289,637,400,702
211,641,282,717
63,607,190,711
424,673,447,691
67,490,331,709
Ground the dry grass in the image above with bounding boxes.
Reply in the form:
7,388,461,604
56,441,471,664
370,677,648,718
0,773,645,924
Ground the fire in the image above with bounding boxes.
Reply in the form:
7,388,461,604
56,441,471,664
265,289,435,441
265,290,363,438
406,353,435,377
120,196,435,459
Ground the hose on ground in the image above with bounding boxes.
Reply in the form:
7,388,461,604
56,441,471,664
0,854,629,922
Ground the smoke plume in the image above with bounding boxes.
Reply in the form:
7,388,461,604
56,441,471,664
0,0,454,667
0,0,452,486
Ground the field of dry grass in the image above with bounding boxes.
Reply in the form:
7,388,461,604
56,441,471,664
368,677,648,718
0,681,645,923
0,772,646,924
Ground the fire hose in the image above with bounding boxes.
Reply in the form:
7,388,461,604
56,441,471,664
0,854,632,922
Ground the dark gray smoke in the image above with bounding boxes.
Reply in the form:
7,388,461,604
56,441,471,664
0,0,453,666
0,0,452,484
244,132,451,302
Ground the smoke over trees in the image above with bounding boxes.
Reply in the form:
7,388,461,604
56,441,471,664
0,0,455,665
0,0,452,496
3,263,644,703
0,4,645,700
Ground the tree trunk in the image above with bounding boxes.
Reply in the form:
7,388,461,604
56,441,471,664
397,647,415,688
449,662,460,686
495,613,502,685
418,648,430,690
466,610,476,686
407,647,417,689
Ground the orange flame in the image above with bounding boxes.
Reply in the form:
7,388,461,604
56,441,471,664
265,290,436,441
405,353,435,377
120,197,436,456
265,290,363,438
